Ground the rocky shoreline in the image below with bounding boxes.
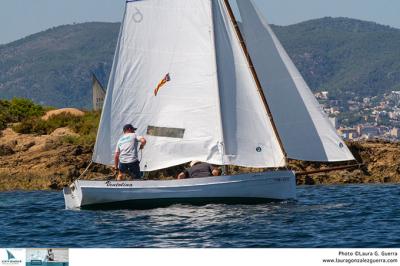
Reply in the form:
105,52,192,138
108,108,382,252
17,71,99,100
0,127,399,191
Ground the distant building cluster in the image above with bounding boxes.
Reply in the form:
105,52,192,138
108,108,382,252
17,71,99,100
315,90,400,142
337,125,399,141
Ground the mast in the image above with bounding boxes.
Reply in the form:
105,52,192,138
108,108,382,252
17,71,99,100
222,0,288,164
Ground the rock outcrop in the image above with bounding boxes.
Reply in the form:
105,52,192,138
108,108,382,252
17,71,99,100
0,127,399,191
0,128,110,191
294,141,400,185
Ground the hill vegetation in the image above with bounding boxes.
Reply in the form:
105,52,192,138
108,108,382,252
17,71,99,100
0,98,100,146
273,17,400,100
0,98,45,130
0,17,400,107
0,22,119,108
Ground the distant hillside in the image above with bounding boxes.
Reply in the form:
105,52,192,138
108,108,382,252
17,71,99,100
273,17,400,100
1,18,400,108
0,22,119,108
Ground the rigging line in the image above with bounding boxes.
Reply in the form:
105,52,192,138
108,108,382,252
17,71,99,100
222,0,288,164
73,160,93,182
295,163,363,176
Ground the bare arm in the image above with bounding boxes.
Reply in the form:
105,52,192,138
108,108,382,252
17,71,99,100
114,151,120,169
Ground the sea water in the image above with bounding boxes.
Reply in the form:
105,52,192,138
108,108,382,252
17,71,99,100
0,184,399,248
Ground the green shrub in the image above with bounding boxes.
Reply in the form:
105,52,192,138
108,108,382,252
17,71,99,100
60,135,80,145
45,113,82,132
12,117,49,135
12,110,101,146
1,98,100,146
8,98,44,121
0,114,8,131
0,98,45,130
0,100,11,130
59,134,97,146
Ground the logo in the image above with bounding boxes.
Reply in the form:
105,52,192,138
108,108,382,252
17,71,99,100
132,7,143,23
105,181,133,187
1,250,23,265
6,251,15,261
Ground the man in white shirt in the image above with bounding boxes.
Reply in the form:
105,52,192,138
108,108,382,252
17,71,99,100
114,124,147,180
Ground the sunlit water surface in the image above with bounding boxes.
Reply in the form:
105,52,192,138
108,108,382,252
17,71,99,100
0,184,399,247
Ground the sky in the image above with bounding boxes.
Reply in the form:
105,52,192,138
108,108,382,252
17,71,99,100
0,0,399,44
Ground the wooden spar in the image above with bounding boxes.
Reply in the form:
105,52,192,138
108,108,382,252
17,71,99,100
295,163,363,176
222,0,288,163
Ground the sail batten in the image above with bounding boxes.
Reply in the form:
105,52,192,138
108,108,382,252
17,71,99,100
236,0,355,162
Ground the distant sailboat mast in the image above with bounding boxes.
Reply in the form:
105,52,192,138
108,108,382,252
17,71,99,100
222,0,288,164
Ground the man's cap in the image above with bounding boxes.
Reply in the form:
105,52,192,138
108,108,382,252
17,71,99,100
123,124,137,132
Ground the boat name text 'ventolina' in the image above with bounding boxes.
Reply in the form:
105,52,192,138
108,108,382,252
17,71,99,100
105,181,133,187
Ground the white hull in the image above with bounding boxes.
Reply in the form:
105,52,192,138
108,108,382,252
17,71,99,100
63,171,296,209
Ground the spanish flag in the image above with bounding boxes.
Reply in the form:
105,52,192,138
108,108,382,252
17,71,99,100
154,73,171,96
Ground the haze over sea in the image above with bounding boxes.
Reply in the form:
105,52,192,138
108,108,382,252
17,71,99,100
0,184,399,248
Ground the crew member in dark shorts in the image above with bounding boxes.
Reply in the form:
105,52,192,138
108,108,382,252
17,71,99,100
47,249,54,261
114,124,147,180
177,161,221,179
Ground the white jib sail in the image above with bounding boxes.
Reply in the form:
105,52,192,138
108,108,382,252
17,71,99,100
93,0,285,170
212,0,285,167
236,0,355,162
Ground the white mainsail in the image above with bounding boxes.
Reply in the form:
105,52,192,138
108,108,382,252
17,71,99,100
94,0,222,171
93,0,285,171
236,0,355,162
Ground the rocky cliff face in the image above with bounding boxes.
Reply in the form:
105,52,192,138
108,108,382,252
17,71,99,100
0,128,399,191
294,141,400,185
0,128,110,190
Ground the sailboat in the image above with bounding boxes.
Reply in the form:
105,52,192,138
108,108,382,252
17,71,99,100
92,73,106,111
63,0,355,209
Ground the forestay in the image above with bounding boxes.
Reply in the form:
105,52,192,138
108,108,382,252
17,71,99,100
236,0,355,162
93,0,285,171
